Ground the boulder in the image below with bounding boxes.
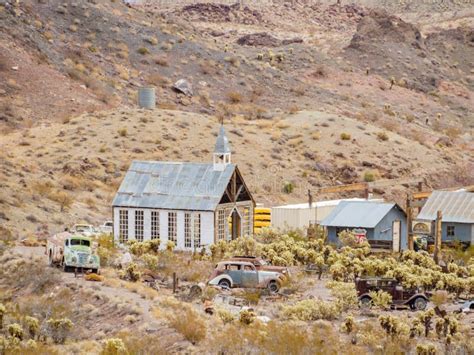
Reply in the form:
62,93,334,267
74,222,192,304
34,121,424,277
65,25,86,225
173,79,193,97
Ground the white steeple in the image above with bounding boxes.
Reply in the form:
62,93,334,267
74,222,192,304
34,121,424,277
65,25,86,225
213,125,231,171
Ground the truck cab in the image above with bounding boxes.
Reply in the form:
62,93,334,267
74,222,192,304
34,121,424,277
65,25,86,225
47,233,100,273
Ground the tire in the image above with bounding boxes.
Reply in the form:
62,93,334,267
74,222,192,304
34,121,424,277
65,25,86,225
412,297,427,311
62,259,70,272
218,279,231,289
359,296,372,309
268,281,280,293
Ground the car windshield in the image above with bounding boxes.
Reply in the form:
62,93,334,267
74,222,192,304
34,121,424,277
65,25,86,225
75,226,90,232
70,239,90,247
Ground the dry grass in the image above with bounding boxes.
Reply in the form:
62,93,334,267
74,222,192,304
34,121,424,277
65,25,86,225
227,91,243,104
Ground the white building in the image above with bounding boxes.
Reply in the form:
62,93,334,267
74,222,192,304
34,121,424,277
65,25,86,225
271,198,384,231
112,126,255,250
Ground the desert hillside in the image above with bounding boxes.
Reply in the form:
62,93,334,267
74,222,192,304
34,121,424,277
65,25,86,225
1,0,473,238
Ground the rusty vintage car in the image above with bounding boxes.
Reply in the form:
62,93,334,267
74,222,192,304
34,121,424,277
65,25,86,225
356,277,429,311
228,256,290,277
208,260,286,293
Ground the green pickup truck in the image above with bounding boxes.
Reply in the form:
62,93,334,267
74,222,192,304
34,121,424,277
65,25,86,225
47,232,100,273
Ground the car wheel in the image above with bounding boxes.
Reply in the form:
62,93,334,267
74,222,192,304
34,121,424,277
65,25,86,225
413,297,427,311
359,296,372,309
218,279,231,289
268,281,280,293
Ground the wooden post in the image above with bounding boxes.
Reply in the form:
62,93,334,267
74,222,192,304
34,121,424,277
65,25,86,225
434,210,442,264
173,272,177,293
406,195,414,250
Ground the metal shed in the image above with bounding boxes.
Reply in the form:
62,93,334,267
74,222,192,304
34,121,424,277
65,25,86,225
271,198,382,230
416,190,474,245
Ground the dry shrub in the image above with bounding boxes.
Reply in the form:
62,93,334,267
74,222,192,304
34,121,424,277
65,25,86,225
276,120,290,129
165,303,206,344
363,170,379,182
210,321,341,354
288,105,299,114
376,131,389,141
84,273,103,282
154,56,169,66
147,73,170,88
281,299,340,321
50,191,73,212
291,86,306,96
137,47,150,55
0,54,7,71
227,91,243,104
118,128,127,137
340,132,351,140
311,131,321,140
444,127,461,139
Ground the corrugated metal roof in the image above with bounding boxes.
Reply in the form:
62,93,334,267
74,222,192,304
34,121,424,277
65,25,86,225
416,190,474,223
112,161,235,211
214,125,231,154
321,201,397,228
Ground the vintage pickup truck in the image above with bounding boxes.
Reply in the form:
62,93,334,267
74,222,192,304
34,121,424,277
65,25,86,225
208,260,286,293
46,232,100,273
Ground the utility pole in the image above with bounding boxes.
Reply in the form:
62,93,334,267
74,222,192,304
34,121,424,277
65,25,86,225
434,210,442,264
406,195,414,250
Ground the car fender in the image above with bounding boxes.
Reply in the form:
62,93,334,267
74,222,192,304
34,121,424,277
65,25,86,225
208,274,233,287
406,294,427,304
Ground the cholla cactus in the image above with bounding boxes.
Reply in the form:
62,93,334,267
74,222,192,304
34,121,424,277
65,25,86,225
24,316,39,339
369,290,393,310
239,309,256,325
0,303,5,330
46,318,73,344
102,338,127,355
7,323,24,340
341,315,355,334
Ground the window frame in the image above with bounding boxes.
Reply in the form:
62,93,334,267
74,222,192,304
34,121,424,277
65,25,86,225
217,209,225,241
168,211,177,243
151,211,160,240
119,209,128,243
184,213,192,248
194,213,201,249
446,225,455,237
135,210,144,242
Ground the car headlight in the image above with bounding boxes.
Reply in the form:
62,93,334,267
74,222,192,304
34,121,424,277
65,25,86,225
71,256,77,263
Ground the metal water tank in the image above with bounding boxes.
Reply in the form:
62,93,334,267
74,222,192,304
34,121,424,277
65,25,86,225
138,87,156,109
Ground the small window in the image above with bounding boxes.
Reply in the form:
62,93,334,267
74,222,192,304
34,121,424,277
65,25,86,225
168,212,177,243
217,209,226,241
184,213,192,248
151,211,160,240
194,213,201,248
135,210,144,242
244,265,254,271
119,210,128,243
226,264,240,271
447,225,455,237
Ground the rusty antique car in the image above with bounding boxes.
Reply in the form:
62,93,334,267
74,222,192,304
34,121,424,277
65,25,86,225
356,277,428,311
208,260,286,293
228,256,290,277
